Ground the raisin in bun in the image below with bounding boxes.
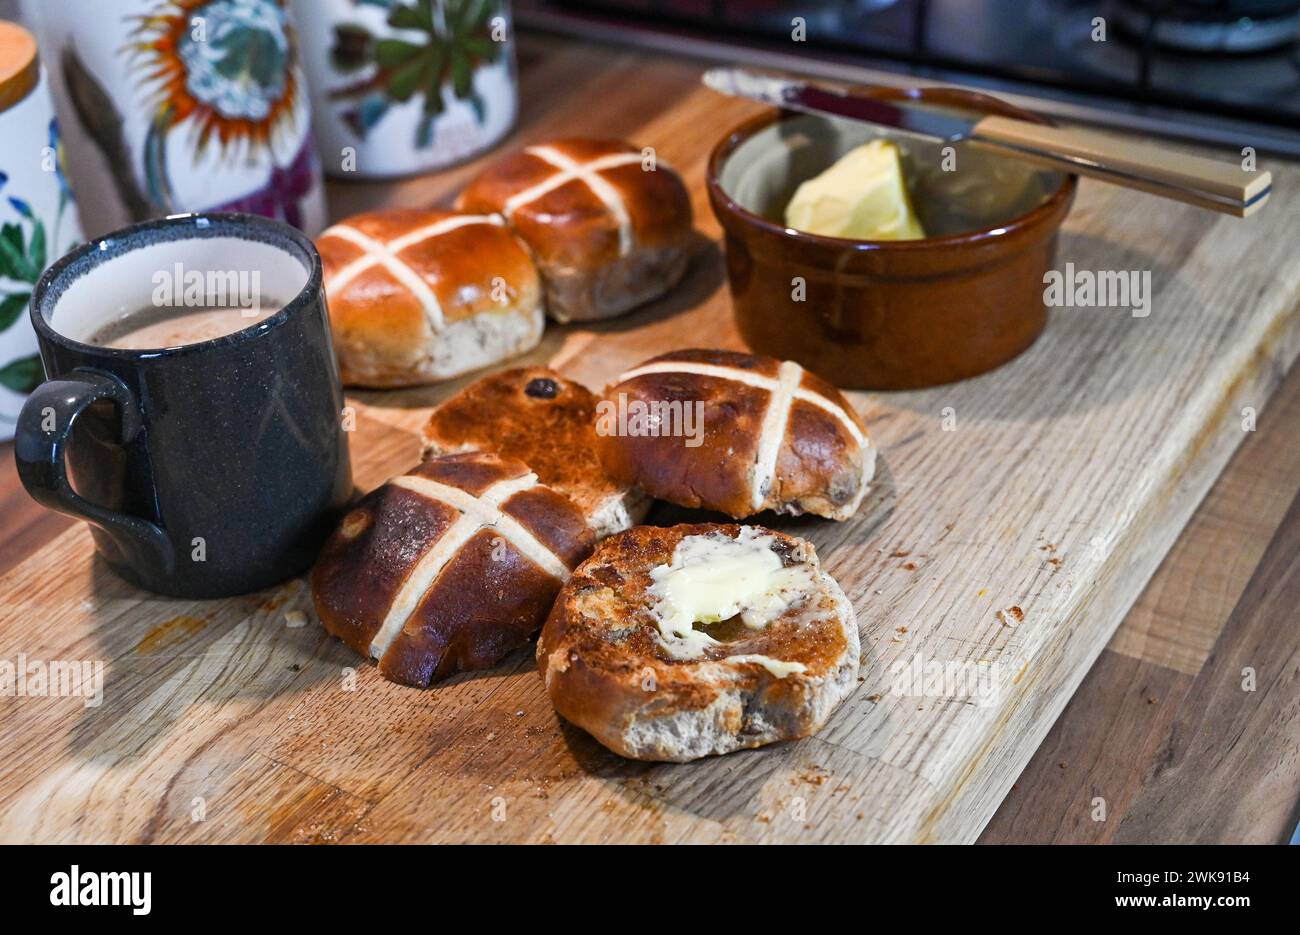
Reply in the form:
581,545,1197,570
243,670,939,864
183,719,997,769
596,349,875,520
311,453,593,687
457,138,693,323
317,209,542,387
421,366,647,538
537,523,860,762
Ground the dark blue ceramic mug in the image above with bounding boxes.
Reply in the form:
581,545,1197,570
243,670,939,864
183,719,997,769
15,213,352,598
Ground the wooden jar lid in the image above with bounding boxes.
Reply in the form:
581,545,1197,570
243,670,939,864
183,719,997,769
0,21,38,114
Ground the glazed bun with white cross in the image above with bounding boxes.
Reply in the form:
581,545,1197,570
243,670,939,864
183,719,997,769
538,523,860,761
596,349,875,521
421,366,648,538
310,452,594,687
457,138,693,323
316,209,543,388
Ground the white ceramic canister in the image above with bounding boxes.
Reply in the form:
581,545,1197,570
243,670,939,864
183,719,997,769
0,21,84,441
292,0,517,178
21,0,327,237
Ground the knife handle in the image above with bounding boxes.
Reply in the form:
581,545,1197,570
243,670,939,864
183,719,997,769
969,115,1271,218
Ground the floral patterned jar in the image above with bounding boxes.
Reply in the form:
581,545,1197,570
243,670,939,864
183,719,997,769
21,0,327,237
292,0,518,178
0,20,83,441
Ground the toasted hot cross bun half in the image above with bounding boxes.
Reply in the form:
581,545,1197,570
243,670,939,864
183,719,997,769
311,452,594,687
421,366,648,539
317,209,543,388
538,523,860,762
595,349,875,520
457,138,693,323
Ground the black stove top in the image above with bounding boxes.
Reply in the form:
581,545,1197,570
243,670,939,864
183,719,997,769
517,0,1300,155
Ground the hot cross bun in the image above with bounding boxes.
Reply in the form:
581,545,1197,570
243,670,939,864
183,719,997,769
595,349,875,520
538,523,860,761
457,138,693,323
317,209,542,387
421,366,648,538
311,452,594,687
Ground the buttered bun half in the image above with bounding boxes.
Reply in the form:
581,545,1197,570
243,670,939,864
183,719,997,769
537,523,859,762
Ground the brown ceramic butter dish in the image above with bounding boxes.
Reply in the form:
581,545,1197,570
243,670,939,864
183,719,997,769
707,87,1077,390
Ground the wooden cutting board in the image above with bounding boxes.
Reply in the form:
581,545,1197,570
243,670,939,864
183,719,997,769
1,44,1297,844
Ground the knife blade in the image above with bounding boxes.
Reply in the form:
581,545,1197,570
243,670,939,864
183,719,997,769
703,67,973,143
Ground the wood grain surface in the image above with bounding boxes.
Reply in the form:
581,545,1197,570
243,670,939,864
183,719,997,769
979,364,1300,843
0,34,1296,844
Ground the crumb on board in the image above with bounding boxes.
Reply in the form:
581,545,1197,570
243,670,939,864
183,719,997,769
996,606,1025,627
285,609,308,628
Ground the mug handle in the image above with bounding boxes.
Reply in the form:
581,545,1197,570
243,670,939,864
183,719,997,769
14,369,174,576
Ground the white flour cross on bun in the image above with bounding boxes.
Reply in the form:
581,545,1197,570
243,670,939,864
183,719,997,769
597,349,875,521
320,213,505,333
456,138,694,323
615,358,869,511
314,209,544,388
373,471,573,660
504,147,645,256
311,453,594,687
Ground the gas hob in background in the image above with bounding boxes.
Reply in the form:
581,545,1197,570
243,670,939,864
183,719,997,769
516,0,1300,156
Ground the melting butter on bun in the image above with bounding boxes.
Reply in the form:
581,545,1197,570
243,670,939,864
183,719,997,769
537,523,860,762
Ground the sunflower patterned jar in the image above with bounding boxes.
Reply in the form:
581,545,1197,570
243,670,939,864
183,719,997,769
22,0,328,236
0,21,83,441
292,0,518,178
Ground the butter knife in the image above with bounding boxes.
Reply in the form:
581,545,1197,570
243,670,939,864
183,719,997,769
703,67,1270,218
